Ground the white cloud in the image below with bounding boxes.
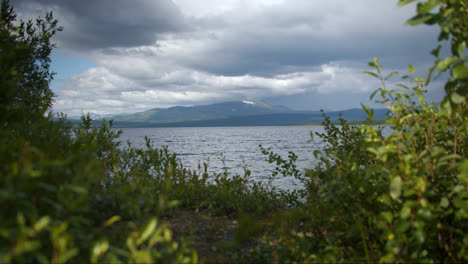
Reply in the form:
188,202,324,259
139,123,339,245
53,58,384,116
23,0,442,115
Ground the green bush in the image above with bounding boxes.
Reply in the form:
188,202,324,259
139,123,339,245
0,1,198,262
251,0,468,263
0,2,289,262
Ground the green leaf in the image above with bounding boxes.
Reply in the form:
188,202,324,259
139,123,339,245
66,185,87,194
454,196,468,211
401,206,411,219
385,71,398,80
33,216,50,232
457,42,465,56
390,176,402,200
370,89,381,100
452,63,468,80
451,92,466,104
103,216,121,227
417,0,441,14
431,45,441,57
398,0,417,6
380,212,393,224
364,71,379,78
91,240,109,264
168,200,180,208
137,219,157,245
58,249,79,264
440,197,449,208
437,57,462,72
16,241,41,255
408,65,415,75
425,63,438,85
397,84,409,90
406,14,434,26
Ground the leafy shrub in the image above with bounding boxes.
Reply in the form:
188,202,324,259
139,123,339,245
0,1,198,262
251,0,468,262
0,2,290,262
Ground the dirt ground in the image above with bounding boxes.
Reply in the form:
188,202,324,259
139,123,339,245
161,209,258,263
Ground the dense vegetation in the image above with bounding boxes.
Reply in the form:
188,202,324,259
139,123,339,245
1,0,467,263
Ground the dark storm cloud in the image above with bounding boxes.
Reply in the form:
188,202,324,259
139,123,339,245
11,0,188,50
178,1,438,77
11,0,442,115
11,0,438,75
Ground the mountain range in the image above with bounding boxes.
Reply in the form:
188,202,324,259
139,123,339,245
94,100,388,127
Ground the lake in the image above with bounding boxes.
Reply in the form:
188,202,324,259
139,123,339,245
116,126,327,190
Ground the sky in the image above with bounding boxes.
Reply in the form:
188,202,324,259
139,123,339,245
11,0,445,116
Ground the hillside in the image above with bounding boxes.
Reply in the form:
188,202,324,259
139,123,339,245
107,101,388,127
112,101,292,123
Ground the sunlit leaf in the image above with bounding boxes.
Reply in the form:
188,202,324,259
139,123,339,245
91,240,109,264
33,216,50,232
437,57,462,72
390,176,402,200
452,63,468,80
401,206,411,219
440,197,449,208
408,65,415,75
137,219,157,245
103,216,121,227
451,92,466,104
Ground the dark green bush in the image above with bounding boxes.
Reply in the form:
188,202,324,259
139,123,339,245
251,0,468,263
0,1,198,262
0,2,289,262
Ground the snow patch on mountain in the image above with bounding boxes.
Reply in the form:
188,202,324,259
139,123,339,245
242,101,255,105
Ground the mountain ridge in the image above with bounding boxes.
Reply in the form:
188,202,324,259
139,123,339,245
92,100,389,127
112,100,295,123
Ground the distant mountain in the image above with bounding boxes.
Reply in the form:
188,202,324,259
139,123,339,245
112,100,293,123
68,113,117,120
105,100,388,127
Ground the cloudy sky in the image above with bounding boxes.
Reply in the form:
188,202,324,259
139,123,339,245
12,0,444,116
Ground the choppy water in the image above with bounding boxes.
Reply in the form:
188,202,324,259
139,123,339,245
116,126,327,190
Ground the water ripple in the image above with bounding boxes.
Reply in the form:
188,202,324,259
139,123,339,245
116,126,326,190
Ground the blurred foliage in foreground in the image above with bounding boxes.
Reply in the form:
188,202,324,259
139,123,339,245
1,0,467,263
251,0,468,262
0,1,287,261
